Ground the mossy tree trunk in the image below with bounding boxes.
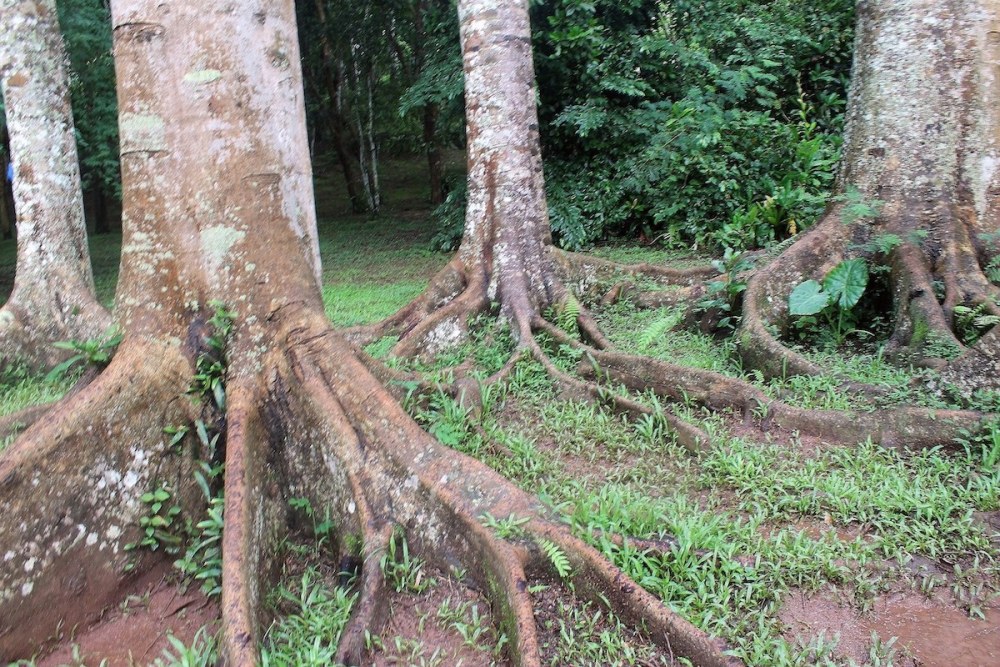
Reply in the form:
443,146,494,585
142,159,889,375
739,0,1000,385
0,0,110,370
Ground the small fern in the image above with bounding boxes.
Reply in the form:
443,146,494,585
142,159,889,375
637,309,682,350
538,538,572,579
557,294,581,333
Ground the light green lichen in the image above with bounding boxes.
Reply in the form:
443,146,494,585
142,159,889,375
183,69,222,84
120,113,166,153
201,225,246,273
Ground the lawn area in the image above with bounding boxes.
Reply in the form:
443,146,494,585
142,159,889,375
3,160,1000,666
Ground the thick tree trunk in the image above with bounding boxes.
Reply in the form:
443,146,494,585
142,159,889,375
0,0,110,369
456,0,560,320
738,0,1000,382
386,0,566,357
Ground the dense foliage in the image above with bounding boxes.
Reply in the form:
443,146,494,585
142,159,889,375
434,0,854,251
5,0,854,249
57,0,119,205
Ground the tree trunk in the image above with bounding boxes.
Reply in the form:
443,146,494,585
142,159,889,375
0,0,110,369
314,0,370,214
412,0,445,205
92,186,109,234
457,0,561,317
384,0,567,358
0,129,11,239
424,101,445,204
0,1,735,666
738,0,1000,383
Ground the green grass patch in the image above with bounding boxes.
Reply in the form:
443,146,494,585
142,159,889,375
0,367,75,421
261,567,356,666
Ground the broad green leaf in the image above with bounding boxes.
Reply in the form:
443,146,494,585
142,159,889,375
823,259,869,309
788,280,829,316
43,355,84,384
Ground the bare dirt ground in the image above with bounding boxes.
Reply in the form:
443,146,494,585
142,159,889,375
34,568,218,667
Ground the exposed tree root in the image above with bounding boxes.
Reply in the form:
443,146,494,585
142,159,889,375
0,297,111,373
335,522,393,666
206,308,738,666
527,318,710,453
553,248,720,290
940,326,1000,398
0,339,198,657
341,260,470,348
577,342,985,450
600,281,704,311
737,202,1000,395
0,403,52,442
0,367,102,443
737,213,844,380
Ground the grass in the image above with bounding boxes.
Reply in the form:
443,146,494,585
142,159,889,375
402,323,1000,665
260,567,357,666
313,156,451,327
0,366,77,453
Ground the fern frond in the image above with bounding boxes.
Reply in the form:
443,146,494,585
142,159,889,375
538,538,572,579
557,294,582,333
638,309,682,350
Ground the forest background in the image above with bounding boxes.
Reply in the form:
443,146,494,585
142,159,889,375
0,0,855,257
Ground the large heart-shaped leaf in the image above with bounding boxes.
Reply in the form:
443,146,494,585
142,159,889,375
823,259,869,309
788,280,829,315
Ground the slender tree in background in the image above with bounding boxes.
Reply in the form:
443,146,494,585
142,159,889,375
0,1,735,665
307,0,372,213
0,121,13,239
0,0,110,370
57,0,121,233
390,0,457,204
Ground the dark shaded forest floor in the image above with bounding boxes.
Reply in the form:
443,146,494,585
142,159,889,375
2,159,1000,666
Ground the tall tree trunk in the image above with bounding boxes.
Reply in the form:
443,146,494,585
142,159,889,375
313,0,370,214
424,101,445,204
0,0,110,369
0,126,11,239
92,187,109,234
738,0,1000,386
412,0,445,205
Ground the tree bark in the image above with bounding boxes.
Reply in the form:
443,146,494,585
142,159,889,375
458,0,558,303
738,0,1000,382
0,0,110,369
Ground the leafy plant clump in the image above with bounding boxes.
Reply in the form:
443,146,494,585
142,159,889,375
122,303,233,590
788,258,869,347
44,328,122,383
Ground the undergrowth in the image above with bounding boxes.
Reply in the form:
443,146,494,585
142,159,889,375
396,316,1000,665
